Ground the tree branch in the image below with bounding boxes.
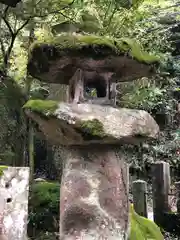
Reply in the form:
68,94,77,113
0,0,74,69
60,0,75,11
3,6,9,18
13,18,17,32
159,2,180,11
4,18,30,68
16,18,30,35
30,0,76,21
30,10,75,23
2,9,14,36
2,15,30,68
3,34,15,68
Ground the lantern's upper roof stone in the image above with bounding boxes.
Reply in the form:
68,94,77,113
27,34,160,84
24,100,159,146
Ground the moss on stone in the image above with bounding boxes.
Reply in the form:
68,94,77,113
30,34,160,64
23,100,58,115
80,119,106,137
0,165,8,176
117,38,159,64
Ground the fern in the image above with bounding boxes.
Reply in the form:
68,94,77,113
129,204,164,240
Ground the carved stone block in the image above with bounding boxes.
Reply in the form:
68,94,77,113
0,167,29,240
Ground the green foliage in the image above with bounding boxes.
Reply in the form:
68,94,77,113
0,78,25,165
119,38,160,63
29,232,57,240
105,1,180,172
0,166,8,176
29,82,49,100
9,43,28,85
28,181,59,236
121,78,166,111
23,100,58,115
30,181,59,208
129,204,164,240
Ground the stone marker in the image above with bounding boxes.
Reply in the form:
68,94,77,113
132,180,148,218
0,167,29,240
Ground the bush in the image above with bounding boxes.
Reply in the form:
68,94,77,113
28,181,60,238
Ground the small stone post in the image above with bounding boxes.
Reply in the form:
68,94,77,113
0,195,7,239
152,161,170,226
132,180,148,218
175,181,180,213
0,167,29,240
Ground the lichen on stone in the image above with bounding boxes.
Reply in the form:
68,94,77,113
0,165,8,176
80,119,106,138
29,34,160,64
23,100,58,115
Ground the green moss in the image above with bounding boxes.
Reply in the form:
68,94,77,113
30,34,159,64
80,119,105,137
30,34,114,53
0,165,8,176
23,100,58,115
118,38,159,64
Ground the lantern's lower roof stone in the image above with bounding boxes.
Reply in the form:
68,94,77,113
27,34,160,84
24,100,159,146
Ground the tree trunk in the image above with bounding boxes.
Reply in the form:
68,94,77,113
59,145,129,240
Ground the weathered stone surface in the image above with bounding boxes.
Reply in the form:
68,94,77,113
24,102,159,146
28,55,155,85
0,167,29,240
59,145,129,240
